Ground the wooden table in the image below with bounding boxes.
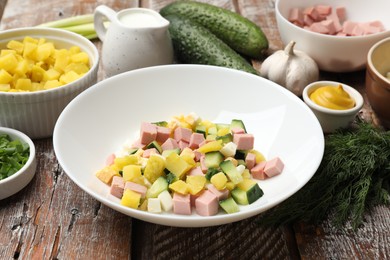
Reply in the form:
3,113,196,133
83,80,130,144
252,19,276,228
1,0,389,259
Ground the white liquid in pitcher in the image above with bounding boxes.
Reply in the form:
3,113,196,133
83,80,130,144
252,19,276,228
119,12,161,27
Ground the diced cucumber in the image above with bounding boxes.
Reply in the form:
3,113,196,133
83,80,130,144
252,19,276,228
219,160,243,184
216,123,230,131
205,168,220,181
230,119,247,133
216,133,233,144
152,121,168,127
146,140,162,154
207,126,218,135
166,172,178,185
233,179,264,204
234,150,248,160
162,148,181,158
204,151,224,168
231,188,248,205
128,148,138,155
146,176,168,198
219,197,239,214
195,125,207,137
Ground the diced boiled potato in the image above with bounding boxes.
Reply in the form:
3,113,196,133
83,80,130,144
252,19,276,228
54,49,70,72
15,78,32,91
96,166,120,184
13,60,29,76
121,189,141,209
122,165,142,182
6,40,24,54
36,42,55,61
23,36,39,44
59,70,81,84
0,53,18,72
169,180,189,195
71,52,89,65
210,172,228,190
165,153,192,179
22,41,37,59
143,154,166,183
64,63,89,74
114,155,140,170
197,140,223,153
186,175,206,195
44,80,62,90
1,49,17,56
44,68,61,81
31,65,46,82
0,84,10,91
249,149,266,163
0,69,13,84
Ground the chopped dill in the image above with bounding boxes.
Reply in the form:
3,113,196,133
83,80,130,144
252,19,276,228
260,120,390,230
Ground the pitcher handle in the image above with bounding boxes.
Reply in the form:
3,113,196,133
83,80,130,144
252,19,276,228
94,5,117,42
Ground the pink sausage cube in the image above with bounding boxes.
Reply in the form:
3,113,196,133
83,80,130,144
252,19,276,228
195,190,219,216
315,5,331,16
173,192,192,215
174,127,192,143
125,181,148,198
156,126,171,143
140,122,157,144
303,14,314,26
231,127,245,135
194,150,202,162
310,22,330,34
326,12,343,33
264,157,285,178
369,21,385,31
178,140,189,151
233,133,254,150
288,7,304,26
342,20,358,35
190,191,203,207
106,153,116,166
245,152,257,170
303,7,319,21
251,161,267,180
161,138,179,151
207,184,229,200
188,166,205,176
143,148,158,158
321,20,337,35
335,6,346,22
200,155,208,173
110,176,125,199
189,132,205,149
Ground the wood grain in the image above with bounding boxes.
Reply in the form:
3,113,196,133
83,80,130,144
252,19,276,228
0,0,389,259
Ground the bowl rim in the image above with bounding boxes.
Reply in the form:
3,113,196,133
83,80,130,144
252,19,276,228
367,36,390,88
275,0,390,40
303,80,364,115
0,127,36,184
0,27,99,96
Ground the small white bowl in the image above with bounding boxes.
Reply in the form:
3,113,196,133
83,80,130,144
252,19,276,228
0,27,99,139
0,127,36,200
275,0,390,72
303,81,364,133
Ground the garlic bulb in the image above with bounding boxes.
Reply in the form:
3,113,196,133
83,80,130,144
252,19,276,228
260,41,319,96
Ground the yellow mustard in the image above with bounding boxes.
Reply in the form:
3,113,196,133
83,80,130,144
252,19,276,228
309,84,355,110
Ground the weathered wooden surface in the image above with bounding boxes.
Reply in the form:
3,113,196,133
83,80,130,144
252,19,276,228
0,0,389,259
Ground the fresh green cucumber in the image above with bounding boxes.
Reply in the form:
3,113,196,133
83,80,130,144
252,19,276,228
219,197,239,214
230,119,247,133
146,176,168,198
220,160,243,184
204,151,224,168
160,1,268,58
163,14,258,75
146,140,162,154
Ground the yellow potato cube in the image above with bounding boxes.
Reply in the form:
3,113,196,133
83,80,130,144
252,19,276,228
15,78,32,91
54,49,70,72
143,154,166,183
1,49,17,56
0,69,13,84
122,165,142,182
23,36,39,44
225,182,236,191
71,52,89,65
59,70,81,84
186,175,206,195
217,127,230,136
23,41,37,60
121,189,141,209
169,180,189,195
37,38,46,45
242,169,251,179
31,82,44,91
248,149,266,163
180,154,196,167
31,65,46,82
13,60,29,76
44,80,62,90
6,40,24,54
0,84,10,91
0,53,18,72
210,172,228,190
197,140,223,154
69,46,81,54
44,68,61,81
236,178,257,192
114,155,140,170
36,42,55,61
96,166,120,184
64,63,89,74
165,153,192,179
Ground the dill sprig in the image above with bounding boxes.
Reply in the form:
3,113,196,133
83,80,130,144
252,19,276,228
260,120,390,230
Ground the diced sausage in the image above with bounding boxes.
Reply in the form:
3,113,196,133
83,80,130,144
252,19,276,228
189,132,205,149
245,152,256,170
195,190,219,216
110,176,125,198
233,133,254,150
156,126,171,143
161,138,179,151
187,166,205,176
335,6,346,22
251,161,267,180
315,5,331,16
142,148,158,158
178,140,189,150
303,7,319,21
140,122,157,144
124,181,148,198
207,184,229,200
174,127,192,143
264,157,285,178
173,192,192,215
288,7,304,26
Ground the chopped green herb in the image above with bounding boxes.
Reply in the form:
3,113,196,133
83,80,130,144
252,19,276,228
0,134,30,180
259,120,390,230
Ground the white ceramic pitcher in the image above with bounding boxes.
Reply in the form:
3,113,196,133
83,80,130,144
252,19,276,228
94,5,174,77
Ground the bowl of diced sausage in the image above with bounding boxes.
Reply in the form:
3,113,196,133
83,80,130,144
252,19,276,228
275,0,390,72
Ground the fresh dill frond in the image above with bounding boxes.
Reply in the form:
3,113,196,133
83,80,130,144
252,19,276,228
259,120,390,230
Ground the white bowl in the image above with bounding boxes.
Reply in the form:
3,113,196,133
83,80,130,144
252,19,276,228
275,0,390,72
53,64,324,227
303,81,364,133
0,127,36,200
0,27,99,139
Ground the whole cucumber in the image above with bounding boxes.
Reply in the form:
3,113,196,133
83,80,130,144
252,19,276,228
160,1,268,59
164,14,258,75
